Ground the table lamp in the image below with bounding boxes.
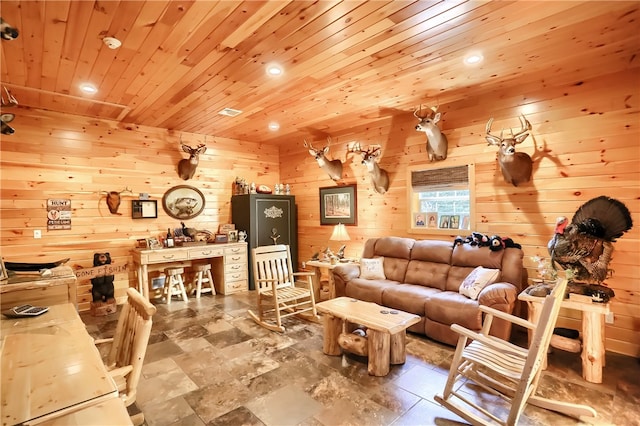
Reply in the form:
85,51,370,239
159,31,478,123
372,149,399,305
329,223,350,259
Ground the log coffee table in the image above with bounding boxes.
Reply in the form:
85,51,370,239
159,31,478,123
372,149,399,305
316,297,421,376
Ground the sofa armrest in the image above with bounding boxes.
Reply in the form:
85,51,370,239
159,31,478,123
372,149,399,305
331,263,360,297
477,282,517,308
477,281,518,341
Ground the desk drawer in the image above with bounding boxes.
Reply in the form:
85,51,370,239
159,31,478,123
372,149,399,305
189,247,224,259
225,270,247,282
224,245,247,256
225,254,245,265
224,278,248,294
224,263,246,273
146,251,188,263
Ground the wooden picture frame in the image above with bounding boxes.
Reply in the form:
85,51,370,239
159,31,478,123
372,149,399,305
449,215,460,229
162,185,205,220
227,230,238,243
135,238,149,249
147,238,162,250
439,215,451,229
319,184,357,225
132,200,158,219
214,234,228,244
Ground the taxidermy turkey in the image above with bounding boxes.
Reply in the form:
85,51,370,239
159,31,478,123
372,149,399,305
548,196,633,294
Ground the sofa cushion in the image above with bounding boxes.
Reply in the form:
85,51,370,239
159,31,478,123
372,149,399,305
424,291,482,330
405,240,452,290
381,284,440,316
345,278,398,305
370,237,413,282
359,257,386,280
459,266,501,300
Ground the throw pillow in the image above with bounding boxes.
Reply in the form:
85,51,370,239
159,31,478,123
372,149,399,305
359,257,386,280
459,266,501,300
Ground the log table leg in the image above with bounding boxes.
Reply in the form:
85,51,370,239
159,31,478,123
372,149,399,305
582,310,605,383
367,329,390,376
322,314,343,356
390,331,408,365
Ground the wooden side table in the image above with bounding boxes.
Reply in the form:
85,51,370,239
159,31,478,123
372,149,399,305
305,260,358,302
518,289,610,383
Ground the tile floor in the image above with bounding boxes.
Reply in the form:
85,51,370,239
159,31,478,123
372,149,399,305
81,292,640,426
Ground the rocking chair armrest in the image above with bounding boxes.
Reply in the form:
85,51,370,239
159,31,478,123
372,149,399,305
94,337,114,345
450,323,529,357
479,305,535,330
108,365,134,379
293,271,314,277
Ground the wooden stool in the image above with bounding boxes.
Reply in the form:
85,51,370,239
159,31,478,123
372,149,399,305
163,267,188,304
193,263,216,298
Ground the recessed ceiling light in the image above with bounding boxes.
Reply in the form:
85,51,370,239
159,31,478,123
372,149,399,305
464,53,483,65
80,84,97,94
268,122,280,131
266,63,283,76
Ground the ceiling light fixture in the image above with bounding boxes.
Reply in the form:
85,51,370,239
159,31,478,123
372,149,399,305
80,84,97,94
464,53,484,65
266,63,283,76
268,122,280,131
103,36,122,49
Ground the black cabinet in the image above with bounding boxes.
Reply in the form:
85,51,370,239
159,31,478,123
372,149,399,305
231,194,297,289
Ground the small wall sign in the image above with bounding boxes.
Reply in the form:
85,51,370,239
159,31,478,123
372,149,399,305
47,199,71,230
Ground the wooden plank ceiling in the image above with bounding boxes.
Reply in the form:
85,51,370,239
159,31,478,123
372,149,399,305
1,1,638,145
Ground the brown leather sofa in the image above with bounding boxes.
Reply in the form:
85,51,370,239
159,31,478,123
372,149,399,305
332,237,525,346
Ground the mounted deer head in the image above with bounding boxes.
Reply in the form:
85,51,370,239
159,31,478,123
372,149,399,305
100,187,133,215
349,142,389,194
178,139,207,180
414,104,448,162
485,114,533,187
304,138,343,181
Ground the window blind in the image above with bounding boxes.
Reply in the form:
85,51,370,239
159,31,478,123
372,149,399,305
411,165,468,189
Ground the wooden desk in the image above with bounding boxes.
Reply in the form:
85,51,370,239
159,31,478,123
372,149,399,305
0,266,77,311
519,290,609,383
131,243,247,299
316,297,420,376
306,260,358,302
36,398,132,426
1,303,118,425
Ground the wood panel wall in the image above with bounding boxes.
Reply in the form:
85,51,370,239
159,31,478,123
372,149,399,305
280,68,640,357
0,109,279,311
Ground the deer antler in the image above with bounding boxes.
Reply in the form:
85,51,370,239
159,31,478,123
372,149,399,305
1,87,18,107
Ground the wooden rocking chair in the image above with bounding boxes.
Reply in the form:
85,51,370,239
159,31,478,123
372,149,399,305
435,278,597,425
248,244,318,332
95,288,156,426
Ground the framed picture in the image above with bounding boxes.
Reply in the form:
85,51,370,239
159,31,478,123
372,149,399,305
439,215,451,229
147,238,162,250
0,257,7,281
135,238,148,249
449,215,460,229
219,223,235,234
228,230,238,242
414,213,426,227
214,234,228,244
426,212,438,228
132,200,158,219
461,215,470,230
319,184,357,225
162,185,205,220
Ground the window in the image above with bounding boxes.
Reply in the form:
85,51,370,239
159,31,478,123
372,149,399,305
407,164,474,233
